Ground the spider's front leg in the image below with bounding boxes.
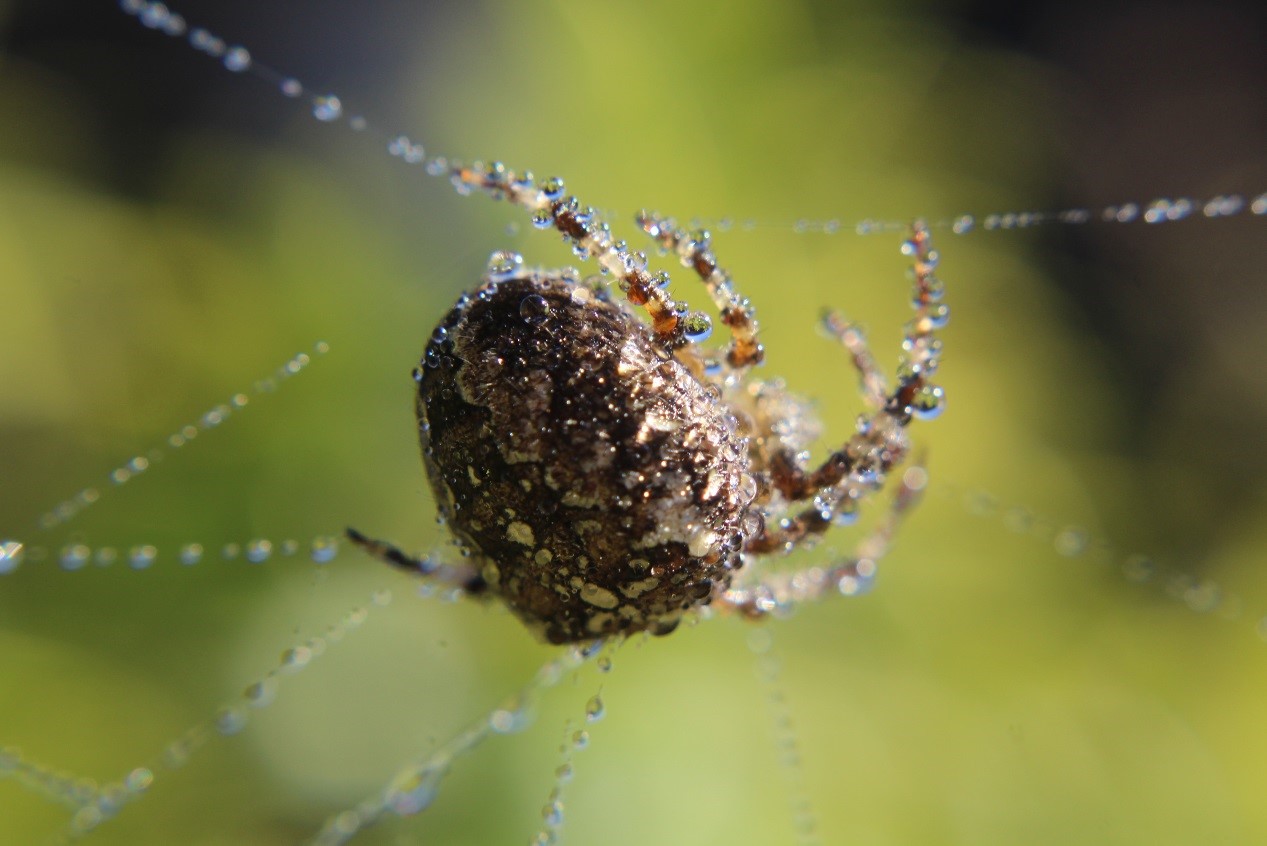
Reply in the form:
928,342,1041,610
636,212,764,369
445,163,713,349
345,527,488,596
746,221,946,555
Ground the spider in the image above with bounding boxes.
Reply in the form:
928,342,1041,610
347,161,947,644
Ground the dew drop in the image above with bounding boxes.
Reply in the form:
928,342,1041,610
311,536,339,564
1122,555,1157,583
245,539,273,564
280,77,302,98
387,763,446,816
244,678,278,708
1053,527,1089,557
222,45,250,72
0,540,23,574
178,543,203,566
519,294,551,324
681,311,713,344
128,545,157,569
281,646,313,672
485,250,524,282
571,730,589,750
123,767,153,793
910,384,946,421
60,544,90,571
541,176,565,200
70,805,103,834
215,706,248,736
584,694,605,723
163,740,191,770
490,703,530,734
312,95,342,122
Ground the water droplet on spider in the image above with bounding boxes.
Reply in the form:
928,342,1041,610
519,294,551,324
540,176,566,199
585,694,605,723
485,250,524,282
925,303,950,329
531,209,554,229
681,311,713,343
833,504,859,526
312,95,342,122
910,384,946,420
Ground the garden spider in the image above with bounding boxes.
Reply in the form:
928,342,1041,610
347,162,945,643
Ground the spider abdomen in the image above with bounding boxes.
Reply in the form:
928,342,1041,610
417,262,756,643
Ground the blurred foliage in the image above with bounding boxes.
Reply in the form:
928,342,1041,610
1,0,1265,844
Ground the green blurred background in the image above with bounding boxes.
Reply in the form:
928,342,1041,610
2,0,1266,843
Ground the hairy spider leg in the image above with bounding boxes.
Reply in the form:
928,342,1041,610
746,221,945,554
636,211,765,368
722,462,928,619
445,163,713,348
821,310,889,411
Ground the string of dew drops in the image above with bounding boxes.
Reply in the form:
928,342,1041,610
307,639,611,846
0,590,389,841
117,1,1265,243
526,643,614,846
0,342,331,577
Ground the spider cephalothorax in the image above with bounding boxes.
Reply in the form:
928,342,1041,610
349,163,946,643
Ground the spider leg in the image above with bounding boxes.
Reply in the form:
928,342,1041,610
345,527,487,595
635,212,764,368
746,221,945,554
821,309,888,410
719,463,928,619
445,162,711,349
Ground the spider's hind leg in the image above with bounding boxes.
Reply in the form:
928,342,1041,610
746,220,945,554
346,527,487,595
720,461,929,620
